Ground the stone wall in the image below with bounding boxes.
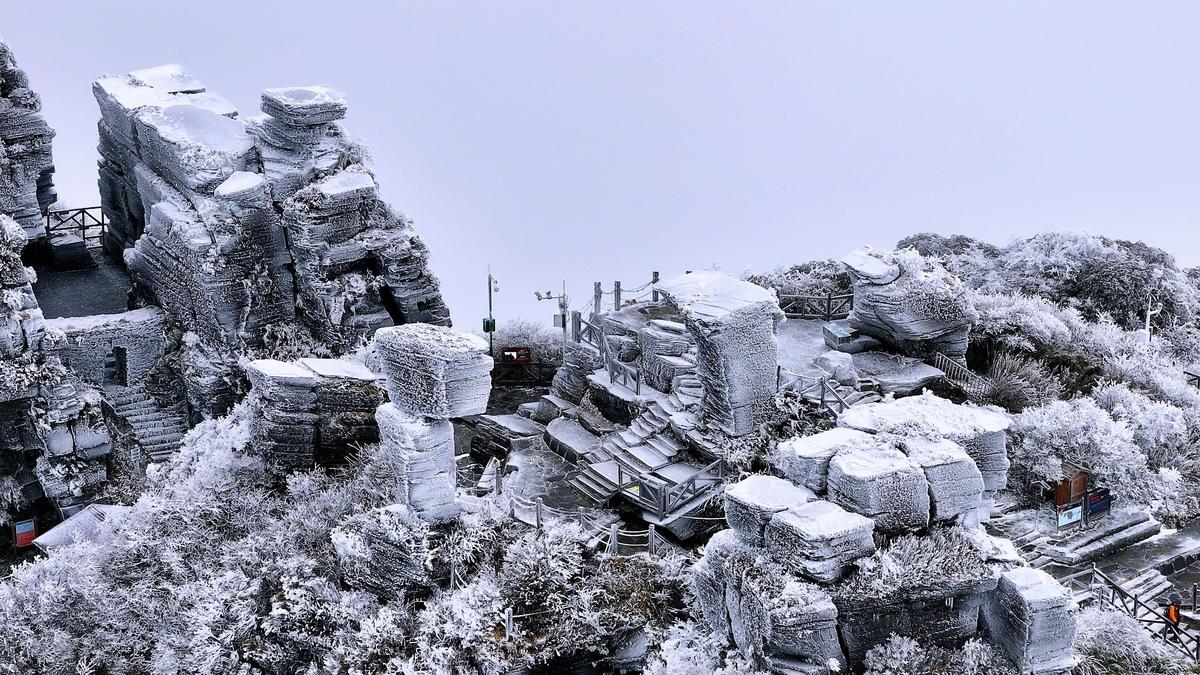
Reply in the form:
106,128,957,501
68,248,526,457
0,39,55,238
42,307,167,386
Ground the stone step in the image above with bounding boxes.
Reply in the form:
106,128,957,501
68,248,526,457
568,473,610,504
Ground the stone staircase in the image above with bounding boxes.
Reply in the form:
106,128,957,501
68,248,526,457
105,385,190,463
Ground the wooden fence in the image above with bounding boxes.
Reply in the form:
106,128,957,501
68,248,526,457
778,292,854,321
571,311,641,395
1091,564,1200,661
45,206,106,248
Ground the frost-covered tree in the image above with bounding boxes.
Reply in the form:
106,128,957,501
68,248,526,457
1009,398,1154,506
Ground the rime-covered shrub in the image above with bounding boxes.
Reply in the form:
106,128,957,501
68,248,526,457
487,317,564,365
976,351,1062,413
1072,607,1189,675
744,259,852,297
1092,383,1188,467
1009,398,1154,506
837,527,996,601
862,634,1016,675
644,621,771,675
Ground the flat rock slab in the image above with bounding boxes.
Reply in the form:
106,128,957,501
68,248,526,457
724,474,815,546
827,438,930,533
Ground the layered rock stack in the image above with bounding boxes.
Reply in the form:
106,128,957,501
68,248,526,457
0,39,56,238
656,271,784,436
826,437,931,534
839,392,1011,516
843,247,977,360
94,66,451,417
246,357,384,471
372,325,492,523
981,568,1078,674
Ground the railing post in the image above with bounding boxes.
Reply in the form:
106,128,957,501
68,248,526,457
651,271,660,302
825,292,833,321
535,497,543,529
571,311,582,343
613,281,621,311
505,607,514,639
648,524,657,556
578,506,586,528
593,282,602,318
609,524,619,554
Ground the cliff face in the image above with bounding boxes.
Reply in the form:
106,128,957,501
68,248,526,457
0,39,56,238
93,65,450,417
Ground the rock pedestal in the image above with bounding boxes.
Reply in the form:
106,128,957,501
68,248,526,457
981,568,1077,675
656,271,784,436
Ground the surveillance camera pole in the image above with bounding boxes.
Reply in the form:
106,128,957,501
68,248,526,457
535,281,570,344
485,265,498,357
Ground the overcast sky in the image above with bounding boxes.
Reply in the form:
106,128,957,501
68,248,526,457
6,2,1200,329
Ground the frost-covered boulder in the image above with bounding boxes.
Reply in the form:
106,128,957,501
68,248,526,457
813,350,857,386
332,504,433,599
373,324,492,419
724,474,815,546
0,39,56,238
692,529,753,642
376,402,458,523
898,435,985,524
839,393,1012,502
261,86,348,125
843,247,977,360
826,437,929,533
657,271,785,436
724,549,845,671
133,104,255,193
765,500,875,583
775,427,873,494
246,359,320,470
981,568,1077,674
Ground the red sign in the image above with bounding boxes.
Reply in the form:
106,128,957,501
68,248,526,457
13,519,36,548
500,346,533,364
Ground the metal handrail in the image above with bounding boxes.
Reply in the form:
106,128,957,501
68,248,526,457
932,352,994,399
1092,565,1200,660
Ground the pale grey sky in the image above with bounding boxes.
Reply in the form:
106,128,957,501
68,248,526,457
6,2,1200,328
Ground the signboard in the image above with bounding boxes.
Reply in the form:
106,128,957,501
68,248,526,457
1088,488,1113,521
13,519,36,548
1057,502,1083,530
482,318,496,333
500,347,533,365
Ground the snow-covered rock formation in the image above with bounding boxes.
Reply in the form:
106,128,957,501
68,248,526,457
0,39,56,238
981,567,1078,674
93,65,450,417
370,324,492,523
843,247,977,360
656,271,784,436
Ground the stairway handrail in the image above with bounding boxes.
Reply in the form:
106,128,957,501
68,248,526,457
1092,565,1200,660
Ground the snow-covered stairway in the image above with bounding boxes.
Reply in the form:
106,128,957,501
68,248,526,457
105,385,190,463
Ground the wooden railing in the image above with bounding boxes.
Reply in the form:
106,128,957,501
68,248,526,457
776,366,853,417
571,311,641,395
1187,369,1200,389
45,206,106,248
491,361,557,386
931,352,994,400
778,292,854,321
1091,565,1199,661
612,459,726,520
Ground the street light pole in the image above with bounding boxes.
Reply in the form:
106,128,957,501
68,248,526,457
485,266,500,357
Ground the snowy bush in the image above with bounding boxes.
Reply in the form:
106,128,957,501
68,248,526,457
744,259,852,297
1010,398,1154,506
976,351,1062,413
862,634,1016,675
487,317,564,365
1072,606,1189,675
838,527,996,601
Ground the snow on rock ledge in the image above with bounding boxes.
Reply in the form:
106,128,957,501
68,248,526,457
765,500,876,583
981,567,1077,675
826,435,930,533
723,474,815,547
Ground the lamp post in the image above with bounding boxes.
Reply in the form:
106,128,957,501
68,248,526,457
484,267,500,357
536,281,570,344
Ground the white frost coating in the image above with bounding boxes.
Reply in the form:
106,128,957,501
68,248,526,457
298,357,377,381
839,392,1011,494
898,435,984,523
261,85,348,125
842,247,900,283
214,170,267,200
826,437,930,533
776,427,872,493
128,63,205,94
375,402,459,523
247,358,317,384
981,568,1077,674
134,104,255,193
765,500,875,583
42,306,164,333
656,271,785,436
723,474,814,546
373,324,492,419
692,529,753,640
177,91,238,118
